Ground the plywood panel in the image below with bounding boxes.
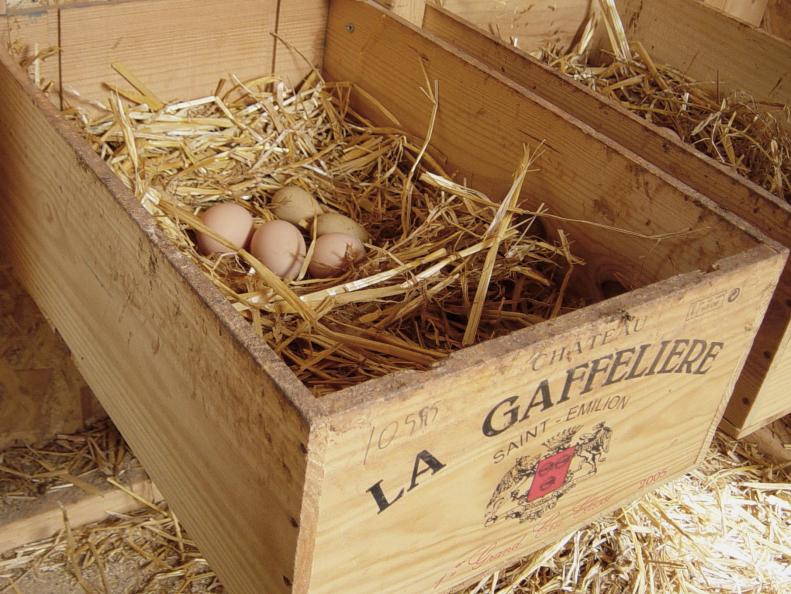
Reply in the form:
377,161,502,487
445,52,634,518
59,0,278,106
0,264,104,450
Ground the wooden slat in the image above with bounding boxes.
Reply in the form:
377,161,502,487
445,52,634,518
423,4,791,440
0,264,104,450
616,0,791,106
440,0,591,53
704,0,769,26
274,0,328,87
0,43,317,594
0,469,159,555
58,0,278,107
738,417,791,464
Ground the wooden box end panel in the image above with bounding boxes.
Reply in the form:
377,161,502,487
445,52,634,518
306,246,784,594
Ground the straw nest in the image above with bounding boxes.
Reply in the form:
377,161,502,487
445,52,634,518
526,0,791,202
2,421,788,593
63,64,580,395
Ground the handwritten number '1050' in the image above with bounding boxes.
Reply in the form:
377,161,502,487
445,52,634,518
363,405,440,465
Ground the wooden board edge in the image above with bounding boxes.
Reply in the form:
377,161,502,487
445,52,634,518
291,423,331,593
0,470,161,555
737,417,791,462
728,408,791,440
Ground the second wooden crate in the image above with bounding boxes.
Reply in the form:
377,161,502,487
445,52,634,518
422,0,791,439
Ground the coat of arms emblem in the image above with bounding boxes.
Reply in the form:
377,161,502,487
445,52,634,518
484,422,613,526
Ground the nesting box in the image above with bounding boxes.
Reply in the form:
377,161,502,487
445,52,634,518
0,0,786,592
422,0,791,439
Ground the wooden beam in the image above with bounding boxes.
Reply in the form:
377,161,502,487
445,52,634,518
0,469,160,555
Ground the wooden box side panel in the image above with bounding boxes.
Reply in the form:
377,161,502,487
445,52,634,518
274,0,328,84
58,0,277,106
0,50,314,594
438,0,590,53
324,0,763,305
422,5,791,437
726,277,791,436
421,5,791,249
0,264,105,450
2,0,328,110
617,0,791,106
310,246,784,594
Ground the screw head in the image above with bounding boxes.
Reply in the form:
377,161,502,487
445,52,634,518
346,23,355,33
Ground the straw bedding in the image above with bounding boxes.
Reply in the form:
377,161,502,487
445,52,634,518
521,0,791,202
59,65,581,395
1,421,788,593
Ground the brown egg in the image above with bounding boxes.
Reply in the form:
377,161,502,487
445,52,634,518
308,233,366,278
271,186,323,225
316,212,369,243
195,203,254,255
250,220,307,280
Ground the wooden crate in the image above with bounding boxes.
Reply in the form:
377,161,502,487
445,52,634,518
0,0,786,592
422,0,791,439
